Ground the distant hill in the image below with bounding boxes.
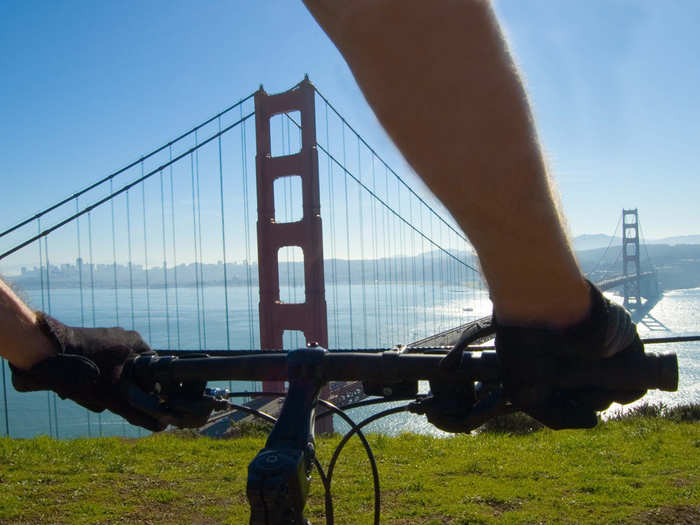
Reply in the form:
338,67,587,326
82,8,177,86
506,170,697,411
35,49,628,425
572,233,700,251
653,234,700,245
572,234,621,251
576,242,700,291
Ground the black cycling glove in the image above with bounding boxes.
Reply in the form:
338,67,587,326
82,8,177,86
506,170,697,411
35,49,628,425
11,314,166,431
495,281,646,429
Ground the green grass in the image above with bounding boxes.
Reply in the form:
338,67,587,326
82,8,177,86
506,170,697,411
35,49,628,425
0,416,698,524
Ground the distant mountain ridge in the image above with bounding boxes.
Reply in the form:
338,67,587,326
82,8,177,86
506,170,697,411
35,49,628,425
572,234,700,251
576,240,700,291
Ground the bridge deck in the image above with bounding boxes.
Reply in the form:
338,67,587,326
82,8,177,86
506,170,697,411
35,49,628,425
596,271,656,291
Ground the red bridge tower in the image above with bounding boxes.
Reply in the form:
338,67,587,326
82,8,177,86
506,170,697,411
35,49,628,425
254,78,330,429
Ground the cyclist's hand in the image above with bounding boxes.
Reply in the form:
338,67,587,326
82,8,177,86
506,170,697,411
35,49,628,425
495,282,646,429
11,313,167,431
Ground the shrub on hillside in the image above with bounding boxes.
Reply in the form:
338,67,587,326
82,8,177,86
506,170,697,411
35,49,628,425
478,402,699,435
664,403,700,422
167,428,202,439
228,419,275,438
607,402,700,423
478,411,544,435
620,402,665,419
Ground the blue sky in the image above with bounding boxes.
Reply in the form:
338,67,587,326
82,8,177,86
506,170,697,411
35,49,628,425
1,0,699,249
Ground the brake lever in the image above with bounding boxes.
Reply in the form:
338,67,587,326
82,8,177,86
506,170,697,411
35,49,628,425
409,374,512,434
121,354,228,429
440,316,496,371
409,387,513,433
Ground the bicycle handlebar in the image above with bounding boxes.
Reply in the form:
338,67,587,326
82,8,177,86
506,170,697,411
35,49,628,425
134,348,678,393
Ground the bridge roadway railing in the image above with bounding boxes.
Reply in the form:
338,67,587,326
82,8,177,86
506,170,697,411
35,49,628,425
596,271,657,293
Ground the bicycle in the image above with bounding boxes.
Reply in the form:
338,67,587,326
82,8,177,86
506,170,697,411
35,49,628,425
122,317,679,525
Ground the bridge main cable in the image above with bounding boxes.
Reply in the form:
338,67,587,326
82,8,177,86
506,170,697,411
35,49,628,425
316,141,480,273
0,111,255,261
0,92,256,241
313,87,472,246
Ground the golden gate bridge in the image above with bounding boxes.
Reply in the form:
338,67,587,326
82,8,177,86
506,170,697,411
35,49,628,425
0,78,659,438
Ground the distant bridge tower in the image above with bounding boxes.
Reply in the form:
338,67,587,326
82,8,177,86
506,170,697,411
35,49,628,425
622,208,642,309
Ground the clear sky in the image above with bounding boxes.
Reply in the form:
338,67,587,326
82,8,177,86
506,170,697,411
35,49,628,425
1,0,699,244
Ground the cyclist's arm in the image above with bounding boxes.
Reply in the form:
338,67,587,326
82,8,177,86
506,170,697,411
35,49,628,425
0,278,56,369
304,0,590,327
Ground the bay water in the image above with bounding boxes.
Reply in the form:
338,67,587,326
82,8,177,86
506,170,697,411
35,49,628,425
1,285,697,439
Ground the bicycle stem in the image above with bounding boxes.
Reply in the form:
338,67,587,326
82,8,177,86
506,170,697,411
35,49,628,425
247,346,327,525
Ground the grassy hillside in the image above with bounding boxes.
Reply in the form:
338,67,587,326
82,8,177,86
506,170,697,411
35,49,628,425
1,415,698,524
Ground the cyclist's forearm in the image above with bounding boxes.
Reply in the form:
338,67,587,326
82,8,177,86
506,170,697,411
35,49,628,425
304,0,590,326
0,278,55,370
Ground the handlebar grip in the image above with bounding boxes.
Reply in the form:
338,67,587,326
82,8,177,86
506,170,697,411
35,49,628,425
646,352,679,392
552,352,678,393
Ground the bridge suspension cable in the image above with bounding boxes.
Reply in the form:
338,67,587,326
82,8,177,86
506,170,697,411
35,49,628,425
585,213,622,280
0,111,255,262
268,85,483,352
316,141,479,273
280,107,479,275
0,92,256,241
313,87,472,247
637,218,656,271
